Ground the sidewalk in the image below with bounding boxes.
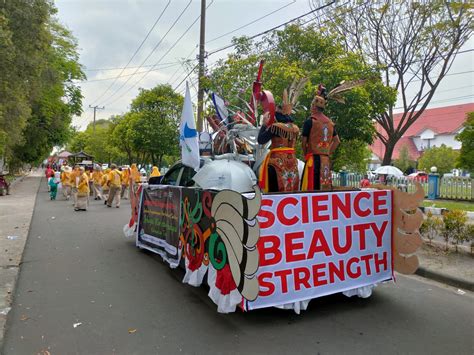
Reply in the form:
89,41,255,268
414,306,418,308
0,169,42,347
416,242,474,291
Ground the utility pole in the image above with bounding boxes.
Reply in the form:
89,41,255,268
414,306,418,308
196,0,206,132
89,105,105,133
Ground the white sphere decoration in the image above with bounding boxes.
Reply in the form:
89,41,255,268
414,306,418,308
430,166,437,173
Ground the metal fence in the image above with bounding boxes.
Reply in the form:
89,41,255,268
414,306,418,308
332,173,473,201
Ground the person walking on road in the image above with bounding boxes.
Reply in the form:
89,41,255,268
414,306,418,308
91,166,103,200
107,164,122,208
101,168,110,203
70,165,80,206
45,165,54,192
61,165,72,200
148,166,162,184
48,173,60,200
120,166,130,200
75,167,90,211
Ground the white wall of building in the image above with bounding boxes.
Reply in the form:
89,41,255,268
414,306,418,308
412,130,462,151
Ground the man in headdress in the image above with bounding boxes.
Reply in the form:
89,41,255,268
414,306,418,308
258,102,299,193
301,85,340,191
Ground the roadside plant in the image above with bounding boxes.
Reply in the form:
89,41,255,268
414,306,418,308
442,209,468,252
466,224,474,255
420,211,443,246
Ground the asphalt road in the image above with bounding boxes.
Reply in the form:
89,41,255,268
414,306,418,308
3,179,474,355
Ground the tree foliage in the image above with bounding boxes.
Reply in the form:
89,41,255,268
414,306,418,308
209,25,395,147
68,85,184,167
456,112,474,171
418,144,459,175
310,1,473,164
332,139,371,173
394,145,416,174
0,0,84,170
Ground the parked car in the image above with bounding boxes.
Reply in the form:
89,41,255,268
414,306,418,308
408,171,428,182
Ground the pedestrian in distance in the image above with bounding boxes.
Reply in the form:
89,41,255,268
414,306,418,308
75,167,89,211
106,164,122,208
120,165,130,199
61,165,72,200
148,166,162,185
360,175,371,188
70,165,80,206
101,168,110,203
45,165,54,192
48,173,60,200
91,165,103,200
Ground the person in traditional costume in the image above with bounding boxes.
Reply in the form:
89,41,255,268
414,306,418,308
75,167,90,211
120,165,130,199
60,165,72,200
91,166,103,200
70,165,81,206
257,107,299,193
257,82,307,193
101,168,111,202
148,166,161,184
301,85,340,191
130,163,141,193
106,164,122,208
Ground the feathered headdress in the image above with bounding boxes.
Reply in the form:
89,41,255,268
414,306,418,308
282,77,309,115
312,80,366,111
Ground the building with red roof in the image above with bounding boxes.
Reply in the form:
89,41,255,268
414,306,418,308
369,103,473,168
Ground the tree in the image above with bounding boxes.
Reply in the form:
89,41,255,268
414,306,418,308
394,145,416,174
311,1,472,164
417,144,459,175
128,85,183,167
332,139,371,173
208,24,396,158
0,1,84,169
456,112,474,171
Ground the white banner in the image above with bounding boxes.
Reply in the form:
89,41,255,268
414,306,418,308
247,189,393,310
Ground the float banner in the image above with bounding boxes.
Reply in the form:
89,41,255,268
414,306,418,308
137,186,182,267
248,190,393,310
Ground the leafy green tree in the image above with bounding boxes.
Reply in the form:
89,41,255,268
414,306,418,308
332,139,371,173
418,144,459,175
208,25,396,154
456,112,474,171
128,85,183,167
394,145,416,174
0,1,84,169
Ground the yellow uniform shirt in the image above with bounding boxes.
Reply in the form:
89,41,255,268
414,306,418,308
92,171,103,184
77,173,90,194
108,169,122,188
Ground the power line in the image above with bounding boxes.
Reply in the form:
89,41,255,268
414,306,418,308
105,1,215,107
173,64,199,91
167,46,198,86
84,61,179,72
77,62,183,83
207,1,336,56
97,0,193,106
89,0,171,105
205,0,296,44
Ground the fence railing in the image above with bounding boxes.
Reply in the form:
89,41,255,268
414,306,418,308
332,173,473,201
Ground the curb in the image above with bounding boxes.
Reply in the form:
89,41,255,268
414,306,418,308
415,266,474,291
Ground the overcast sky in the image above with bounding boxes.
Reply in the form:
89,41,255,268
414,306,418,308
54,0,473,130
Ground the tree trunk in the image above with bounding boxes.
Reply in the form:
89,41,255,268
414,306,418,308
382,139,397,165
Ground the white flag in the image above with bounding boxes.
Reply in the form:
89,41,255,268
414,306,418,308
179,82,200,171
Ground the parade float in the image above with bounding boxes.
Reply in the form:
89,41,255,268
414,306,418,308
124,61,424,314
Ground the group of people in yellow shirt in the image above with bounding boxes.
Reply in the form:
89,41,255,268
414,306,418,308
57,163,161,211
